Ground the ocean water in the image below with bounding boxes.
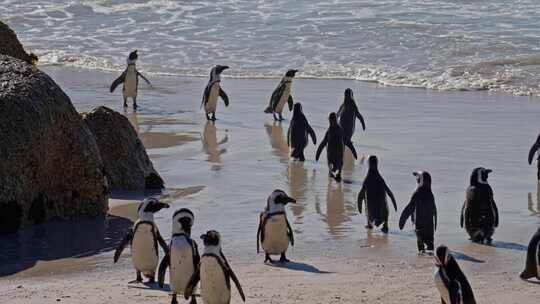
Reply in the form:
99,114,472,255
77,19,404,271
4,0,540,96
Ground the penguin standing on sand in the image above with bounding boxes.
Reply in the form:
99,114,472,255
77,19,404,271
114,197,169,283
264,69,298,121
316,112,358,182
201,65,230,121
288,103,317,161
185,230,246,304
460,167,499,244
399,171,437,253
528,133,540,180
337,88,366,141
434,245,477,304
110,50,152,110
158,209,200,304
257,190,296,263
357,155,397,233
520,227,540,281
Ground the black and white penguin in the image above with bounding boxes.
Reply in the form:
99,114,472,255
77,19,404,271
315,112,357,182
528,133,540,180
337,88,366,141
357,155,397,234
264,69,298,121
201,65,230,121
520,227,540,281
460,167,499,244
257,189,296,263
399,171,437,253
158,209,200,304
110,50,152,110
114,197,169,283
434,245,477,304
184,230,246,304
287,103,317,161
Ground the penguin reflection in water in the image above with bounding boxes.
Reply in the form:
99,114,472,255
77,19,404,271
357,156,397,234
201,65,230,121
185,230,246,304
400,171,437,253
288,103,316,161
114,198,169,283
460,167,499,244
257,190,297,263
110,50,152,110
316,112,358,182
434,245,477,304
520,227,540,281
158,209,199,304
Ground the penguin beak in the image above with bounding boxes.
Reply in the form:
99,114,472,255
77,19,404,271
285,196,296,204
155,202,170,212
485,169,493,174
200,234,207,240
412,172,419,177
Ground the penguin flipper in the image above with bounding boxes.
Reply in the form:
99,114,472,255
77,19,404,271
357,184,366,214
288,95,294,111
257,212,264,253
460,201,466,228
448,280,461,304
399,200,416,230
184,268,200,300
137,71,152,86
315,133,329,161
201,82,212,109
450,258,476,303
344,138,358,159
219,88,230,106
307,124,317,145
192,240,201,267
384,182,398,212
155,228,169,255
113,228,133,263
266,81,285,113
356,108,366,131
285,218,294,246
157,253,170,288
529,139,539,165
110,71,126,93
221,252,246,302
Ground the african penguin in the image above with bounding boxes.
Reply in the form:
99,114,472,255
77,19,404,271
185,230,246,304
114,197,169,283
528,133,540,180
315,112,357,182
257,189,296,263
264,69,298,121
520,227,540,281
110,50,152,110
399,171,437,253
460,167,499,244
357,155,397,234
434,245,477,304
201,65,230,121
158,209,200,304
287,103,317,161
337,88,366,141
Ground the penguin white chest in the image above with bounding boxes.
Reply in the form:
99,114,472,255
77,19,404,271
170,237,195,294
200,258,230,304
131,223,158,275
205,83,220,113
124,66,138,98
262,215,290,255
276,84,291,113
434,269,452,304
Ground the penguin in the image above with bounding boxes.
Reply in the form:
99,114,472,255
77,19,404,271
114,197,169,283
528,133,540,180
460,167,499,244
337,88,366,141
257,189,297,263
357,155,397,234
158,209,200,304
433,245,477,304
201,65,230,121
520,227,540,281
184,230,246,304
264,69,298,121
315,112,358,182
399,171,437,253
110,50,152,110
287,103,317,161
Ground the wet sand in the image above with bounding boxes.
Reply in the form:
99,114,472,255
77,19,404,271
1,66,539,302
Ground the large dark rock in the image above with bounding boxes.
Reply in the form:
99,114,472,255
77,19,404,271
0,55,109,234
82,107,164,191
0,21,31,64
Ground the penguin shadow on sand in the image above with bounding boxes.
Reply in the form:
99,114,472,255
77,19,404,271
315,181,356,239
264,121,289,164
201,120,228,168
266,260,333,274
526,181,540,216
449,251,485,264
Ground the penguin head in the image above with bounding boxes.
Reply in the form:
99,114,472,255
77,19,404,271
137,197,169,221
200,230,221,248
285,69,299,78
213,65,229,75
127,50,138,64
172,208,195,235
470,167,492,185
413,171,432,188
344,88,354,103
434,245,451,267
328,112,338,126
267,189,296,213
293,102,303,115
30,53,39,66
368,155,378,170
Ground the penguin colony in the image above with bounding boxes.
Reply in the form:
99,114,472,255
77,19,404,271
108,51,540,303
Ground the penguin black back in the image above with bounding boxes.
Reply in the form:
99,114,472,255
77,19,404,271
288,103,316,161
337,88,366,140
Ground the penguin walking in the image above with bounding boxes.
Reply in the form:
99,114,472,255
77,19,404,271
287,103,316,161
201,65,230,121
528,133,540,180
114,197,169,283
399,171,437,253
110,50,152,110
257,190,296,263
337,88,366,141
357,155,397,234
184,230,246,304
264,69,298,121
460,167,499,244
315,112,357,182
158,209,200,304
520,227,540,281
434,245,477,304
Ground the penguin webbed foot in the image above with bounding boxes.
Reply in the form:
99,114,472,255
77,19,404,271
264,253,274,264
211,113,217,121
171,294,179,304
129,271,143,284
189,295,197,304
279,253,290,263
381,224,389,234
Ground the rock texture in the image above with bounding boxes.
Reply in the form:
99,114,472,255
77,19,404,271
82,107,164,191
0,55,108,234
0,21,31,63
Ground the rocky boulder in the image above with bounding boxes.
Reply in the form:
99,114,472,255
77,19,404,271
0,21,32,64
82,107,164,191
